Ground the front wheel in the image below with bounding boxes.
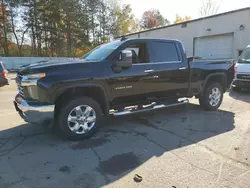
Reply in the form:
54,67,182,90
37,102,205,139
57,97,103,141
199,82,223,111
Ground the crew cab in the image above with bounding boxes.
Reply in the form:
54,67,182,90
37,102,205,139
232,45,250,91
14,38,234,140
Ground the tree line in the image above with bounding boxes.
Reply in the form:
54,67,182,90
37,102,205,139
0,0,218,57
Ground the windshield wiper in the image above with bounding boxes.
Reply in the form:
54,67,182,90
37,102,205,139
85,59,101,61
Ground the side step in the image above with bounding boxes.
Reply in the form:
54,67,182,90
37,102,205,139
110,99,189,117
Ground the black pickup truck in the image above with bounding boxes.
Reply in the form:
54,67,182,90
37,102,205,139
14,38,234,140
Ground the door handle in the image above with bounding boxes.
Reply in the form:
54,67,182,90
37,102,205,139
179,67,187,70
144,69,154,73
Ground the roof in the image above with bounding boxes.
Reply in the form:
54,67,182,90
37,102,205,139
121,38,181,42
117,7,250,38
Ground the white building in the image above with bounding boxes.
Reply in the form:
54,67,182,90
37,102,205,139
118,7,250,59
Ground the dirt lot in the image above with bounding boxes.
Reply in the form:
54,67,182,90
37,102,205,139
0,77,250,188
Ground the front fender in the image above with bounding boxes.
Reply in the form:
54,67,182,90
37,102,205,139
51,82,111,103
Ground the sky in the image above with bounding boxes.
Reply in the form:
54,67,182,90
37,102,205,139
122,0,250,22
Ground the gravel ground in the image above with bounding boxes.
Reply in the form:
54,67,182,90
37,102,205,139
0,79,250,188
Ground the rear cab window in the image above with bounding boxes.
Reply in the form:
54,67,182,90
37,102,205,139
149,41,180,63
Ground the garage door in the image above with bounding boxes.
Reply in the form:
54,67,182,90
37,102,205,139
194,33,233,59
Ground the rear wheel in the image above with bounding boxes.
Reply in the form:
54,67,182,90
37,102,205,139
57,97,103,141
199,82,223,111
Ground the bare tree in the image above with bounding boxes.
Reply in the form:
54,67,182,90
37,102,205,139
0,0,9,56
9,3,29,56
199,0,221,17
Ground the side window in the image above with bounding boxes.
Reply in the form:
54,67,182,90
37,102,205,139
150,42,180,63
122,42,148,64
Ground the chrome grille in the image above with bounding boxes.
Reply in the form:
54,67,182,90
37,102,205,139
16,73,24,97
237,74,250,80
17,84,24,97
17,73,23,80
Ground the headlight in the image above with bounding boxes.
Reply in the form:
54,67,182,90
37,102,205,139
21,73,46,86
26,73,46,79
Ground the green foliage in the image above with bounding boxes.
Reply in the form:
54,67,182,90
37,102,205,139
0,0,140,57
0,1,174,57
110,4,138,37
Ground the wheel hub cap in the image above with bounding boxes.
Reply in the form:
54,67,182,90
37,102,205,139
209,87,221,107
67,105,96,135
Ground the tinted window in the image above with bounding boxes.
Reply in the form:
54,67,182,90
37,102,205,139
150,42,180,62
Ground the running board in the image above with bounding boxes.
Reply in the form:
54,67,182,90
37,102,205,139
110,99,189,117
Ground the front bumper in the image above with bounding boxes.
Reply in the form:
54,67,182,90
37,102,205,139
232,79,250,88
14,95,55,124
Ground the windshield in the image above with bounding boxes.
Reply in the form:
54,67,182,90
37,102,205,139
82,40,122,61
238,47,250,63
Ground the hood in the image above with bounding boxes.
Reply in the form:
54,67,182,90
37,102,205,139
20,58,80,69
19,58,89,74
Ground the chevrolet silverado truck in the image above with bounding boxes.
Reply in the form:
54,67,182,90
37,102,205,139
14,38,234,140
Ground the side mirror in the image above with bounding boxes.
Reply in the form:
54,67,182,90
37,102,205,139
115,50,132,68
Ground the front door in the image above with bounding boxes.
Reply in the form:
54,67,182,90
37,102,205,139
108,41,150,100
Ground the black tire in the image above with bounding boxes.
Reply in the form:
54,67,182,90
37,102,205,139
57,97,103,141
232,86,241,92
199,82,223,111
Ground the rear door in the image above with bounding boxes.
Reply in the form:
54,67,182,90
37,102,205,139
143,41,189,98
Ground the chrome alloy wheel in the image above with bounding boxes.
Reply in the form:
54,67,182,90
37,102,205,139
208,87,221,107
67,105,96,135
